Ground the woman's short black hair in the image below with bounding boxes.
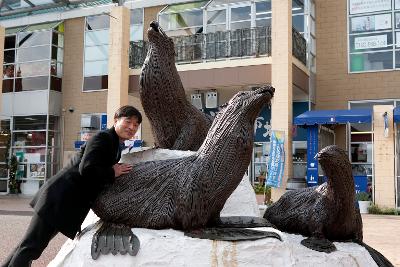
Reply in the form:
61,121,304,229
114,105,142,123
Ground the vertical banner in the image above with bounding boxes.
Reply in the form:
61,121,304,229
266,131,285,188
101,114,107,130
306,125,319,187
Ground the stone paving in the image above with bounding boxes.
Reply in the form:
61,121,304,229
0,195,399,267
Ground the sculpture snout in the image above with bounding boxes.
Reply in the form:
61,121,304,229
150,21,159,32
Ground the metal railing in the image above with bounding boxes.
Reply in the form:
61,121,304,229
292,27,307,65
129,26,307,68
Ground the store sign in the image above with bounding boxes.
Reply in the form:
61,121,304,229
351,13,391,32
254,106,272,142
306,125,319,187
354,175,368,193
266,131,285,188
354,34,387,49
350,0,391,15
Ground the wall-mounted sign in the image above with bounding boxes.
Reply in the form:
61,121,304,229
350,0,391,15
351,13,391,32
354,34,387,49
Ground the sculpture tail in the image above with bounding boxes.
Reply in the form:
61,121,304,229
360,242,394,267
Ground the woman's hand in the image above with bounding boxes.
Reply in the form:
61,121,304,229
113,163,133,177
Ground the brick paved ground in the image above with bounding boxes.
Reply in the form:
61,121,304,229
0,196,399,266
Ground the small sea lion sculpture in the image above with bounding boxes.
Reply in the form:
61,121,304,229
264,145,393,267
139,21,212,150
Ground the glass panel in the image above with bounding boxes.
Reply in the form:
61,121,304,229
0,148,7,162
231,6,251,22
0,164,8,178
15,76,49,92
17,61,50,77
2,78,14,93
85,30,109,46
256,1,272,19
293,15,304,33
3,64,15,78
86,15,110,30
231,21,251,30
52,32,64,47
130,8,144,25
130,25,143,41
351,133,372,142
159,14,170,30
207,10,226,24
292,0,304,14
24,21,61,32
350,13,392,33
256,18,271,27
4,50,16,64
396,31,400,47
83,75,108,91
169,10,203,29
17,46,50,62
50,61,63,77
351,101,394,109
13,131,47,147
352,164,373,176
351,143,373,163
51,46,63,62
162,1,208,13
350,51,393,72
84,45,109,61
14,116,47,131
84,60,108,76
48,116,59,131
207,24,227,33
350,33,392,53
50,76,62,92
396,50,400,68
18,31,51,48
5,36,16,49
350,123,372,132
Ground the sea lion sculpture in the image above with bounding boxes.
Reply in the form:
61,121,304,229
139,21,212,150
93,87,274,228
264,145,393,267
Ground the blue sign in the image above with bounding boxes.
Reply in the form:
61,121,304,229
74,141,85,150
354,175,368,193
101,114,107,130
266,131,285,188
306,125,319,186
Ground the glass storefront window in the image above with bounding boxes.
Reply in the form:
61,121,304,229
130,8,144,41
13,131,47,147
5,36,16,49
14,116,47,130
86,15,110,30
84,60,108,77
350,51,393,72
84,45,108,61
51,46,63,63
351,143,372,163
17,61,50,77
17,46,50,62
85,30,109,46
83,75,108,91
14,76,49,92
253,142,270,184
18,31,51,48
52,32,64,47
4,50,16,64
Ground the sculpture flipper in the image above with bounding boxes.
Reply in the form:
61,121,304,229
300,236,336,253
91,222,140,259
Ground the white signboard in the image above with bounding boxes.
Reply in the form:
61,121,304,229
351,13,391,31
350,0,391,14
354,34,387,49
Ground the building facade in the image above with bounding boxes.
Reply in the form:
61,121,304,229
0,0,398,209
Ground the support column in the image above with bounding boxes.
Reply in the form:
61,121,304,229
271,0,293,201
107,6,130,127
373,105,396,208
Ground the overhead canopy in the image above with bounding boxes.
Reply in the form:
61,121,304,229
394,106,400,123
294,109,372,125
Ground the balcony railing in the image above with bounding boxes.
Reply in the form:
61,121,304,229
292,28,307,65
129,26,307,69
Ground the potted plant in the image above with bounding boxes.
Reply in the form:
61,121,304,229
253,184,271,205
8,155,19,194
356,192,371,214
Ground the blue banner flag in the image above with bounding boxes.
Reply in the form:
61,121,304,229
306,125,319,187
266,131,285,188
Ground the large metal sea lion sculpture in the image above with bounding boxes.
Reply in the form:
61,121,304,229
139,21,212,151
264,145,393,267
92,86,274,228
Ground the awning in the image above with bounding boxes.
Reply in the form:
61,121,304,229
394,106,400,123
294,109,372,125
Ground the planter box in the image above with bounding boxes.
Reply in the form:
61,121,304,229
358,201,371,214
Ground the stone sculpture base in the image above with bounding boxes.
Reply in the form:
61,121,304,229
49,217,377,267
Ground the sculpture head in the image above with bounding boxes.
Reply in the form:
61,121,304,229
317,145,353,180
200,85,274,155
147,21,175,59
